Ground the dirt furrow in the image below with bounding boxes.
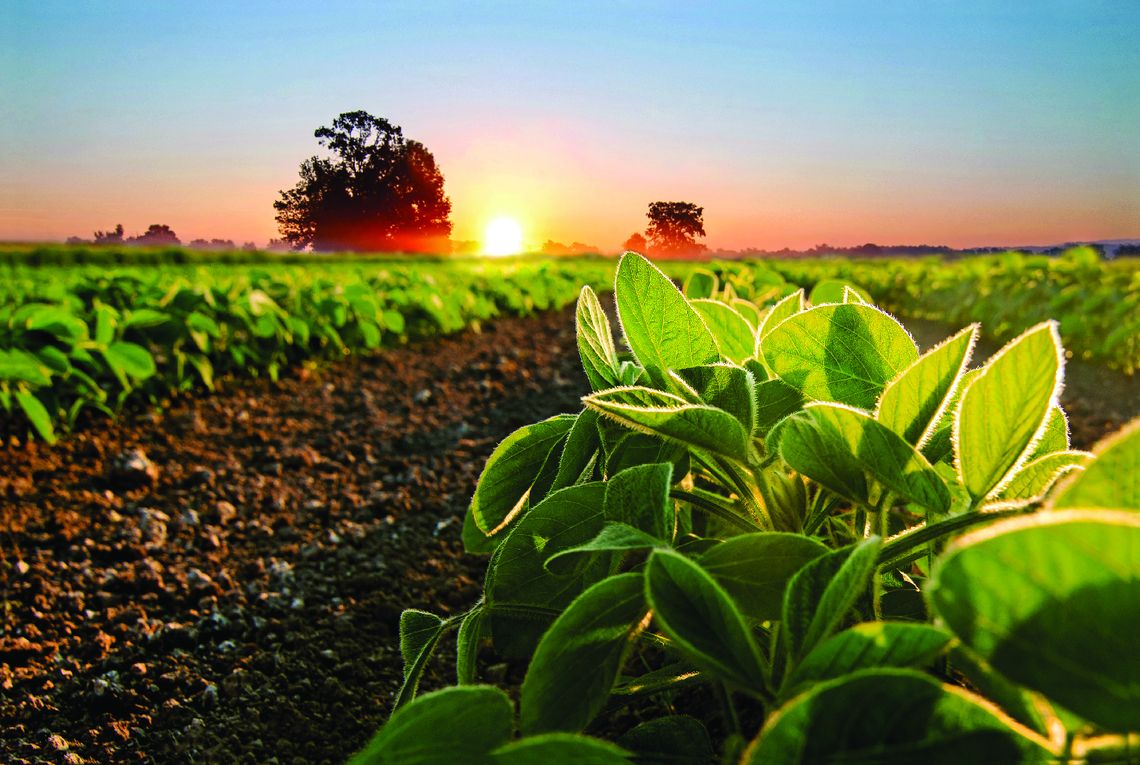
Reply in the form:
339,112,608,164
1,306,586,765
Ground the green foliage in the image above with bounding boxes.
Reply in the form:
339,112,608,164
362,251,1140,763
0,257,613,443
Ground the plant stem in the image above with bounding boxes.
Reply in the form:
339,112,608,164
876,506,1036,570
717,682,741,738
670,489,758,533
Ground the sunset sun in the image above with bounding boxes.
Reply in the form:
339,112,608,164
483,217,524,256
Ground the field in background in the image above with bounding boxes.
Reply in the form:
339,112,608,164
2,243,1136,444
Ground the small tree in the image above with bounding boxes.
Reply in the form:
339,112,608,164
128,224,180,246
646,201,705,257
93,224,125,245
622,232,647,253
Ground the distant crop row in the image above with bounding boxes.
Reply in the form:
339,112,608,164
716,248,1140,373
0,260,611,443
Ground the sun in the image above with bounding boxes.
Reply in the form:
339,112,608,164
483,217,524,256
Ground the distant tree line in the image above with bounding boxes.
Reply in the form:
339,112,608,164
67,224,260,250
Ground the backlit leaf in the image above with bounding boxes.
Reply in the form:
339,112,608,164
929,510,1140,731
521,573,648,734
615,253,718,382
1051,417,1140,509
762,303,918,410
954,322,1062,503
645,550,768,693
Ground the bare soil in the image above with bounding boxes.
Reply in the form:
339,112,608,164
1,307,1133,764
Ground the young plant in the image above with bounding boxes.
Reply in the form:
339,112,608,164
355,251,1140,764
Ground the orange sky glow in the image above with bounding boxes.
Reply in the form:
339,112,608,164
3,3,1137,252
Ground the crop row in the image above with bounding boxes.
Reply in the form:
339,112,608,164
359,252,1140,764
0,260,612,443
711,247,1140,373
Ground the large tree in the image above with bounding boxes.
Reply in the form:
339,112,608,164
274,111,452,252
645,201,705,257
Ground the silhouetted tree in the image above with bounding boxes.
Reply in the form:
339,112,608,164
93,224,125,245
274,111,452,252
128,224,180,246
646,202,705,257
623,232,647,253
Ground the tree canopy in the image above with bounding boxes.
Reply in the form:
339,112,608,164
645,201,705,257
274,111,452,252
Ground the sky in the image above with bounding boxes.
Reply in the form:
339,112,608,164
2,0,1139,251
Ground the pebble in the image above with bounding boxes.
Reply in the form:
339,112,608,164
108,449,159,489
14,560,30,576
138,508,170,548
185,467,215,487
201,683,219,707
215,500,237,524
413,388,432,403
187,568,215,591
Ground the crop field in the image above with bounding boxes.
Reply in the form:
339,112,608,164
2,247,1139,763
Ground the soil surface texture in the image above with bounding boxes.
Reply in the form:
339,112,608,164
2,308,586,764
1,307,1133,764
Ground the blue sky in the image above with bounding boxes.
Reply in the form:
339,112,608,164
3,0,1138,248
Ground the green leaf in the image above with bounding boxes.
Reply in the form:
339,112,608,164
775,413,868,505
358,320,382,348
25,306,88,346
808,279,871,306
616,716,715,765
683,268,718,299
124,308,170,329
991,450,1091,506
456,607,486,685
520,573,648,734
1052,417,1140,510
762,303,918,410
783,622,953,694
876,324,976,447
487,484,609,656
698,533,828,622
468,414,577,540
645,550,768,692
395,610,446,708
615,252,718,382
94,304,118,345
954,322,1063,503
928,509,1140,732
1028,405,1069,459
546,523,664,574
754,379,805,437
552,409,601,492
604,432,688,478
348,685,512,765
802,403,951,513
0,349,52,386
492,734,632,765
15,389,56,443
690,299,756,364
782,538,881,664
673,363,757,436
755,288,804,344
103,341,157,380
576,286,621,391
604,463,674,540
585,387,752,464
743,669,1052,764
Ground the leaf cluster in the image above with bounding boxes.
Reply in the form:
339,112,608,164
362,252,1140,763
